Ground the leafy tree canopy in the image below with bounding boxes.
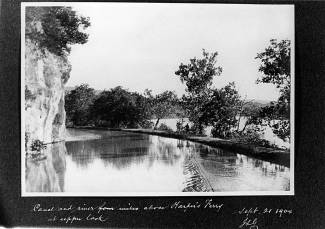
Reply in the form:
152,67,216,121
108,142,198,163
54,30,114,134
206,82,241,138
175,49,243,137
90,87,151,128
175,49,222,95
256,39,291,141
256,39,291,104
256,39,290,87
26,7,90,56
65,84,95,126
175,49,223,134
150,91,178,129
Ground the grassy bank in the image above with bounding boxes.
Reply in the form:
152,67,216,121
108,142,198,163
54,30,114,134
70,126,290,167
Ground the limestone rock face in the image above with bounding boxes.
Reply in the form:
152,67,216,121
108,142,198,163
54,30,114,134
25,39,71,146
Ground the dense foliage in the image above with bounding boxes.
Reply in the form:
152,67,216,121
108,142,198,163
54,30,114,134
144,90,179,129
65,84,95,126
175,50,242,138
65,85,185,129
30,139,47,152
175,49,222,95
175,50,222,134
90,87,151,128
26,7,90,56
255,39,291,141
207,83,241,138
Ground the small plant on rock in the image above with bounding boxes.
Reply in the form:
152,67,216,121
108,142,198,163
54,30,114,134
28,139,47,159
30,139,47,152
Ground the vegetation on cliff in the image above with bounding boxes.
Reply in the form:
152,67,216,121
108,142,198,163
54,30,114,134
25,7,90,156
26,6,90,57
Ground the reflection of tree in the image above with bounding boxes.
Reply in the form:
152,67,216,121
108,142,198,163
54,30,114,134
177,139,184,148
104,153,147,170
278,165,286,172
186,141,191,148
66,140,96,168
197,146,211,158
147,137,182,167
66,133,151,170
25,142,66,192
236,155,289,177
196,144,236,160
66,132,189,171
254,159,264,168
177,140,192,149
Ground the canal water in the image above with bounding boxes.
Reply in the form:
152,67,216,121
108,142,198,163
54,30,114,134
25,129,290,193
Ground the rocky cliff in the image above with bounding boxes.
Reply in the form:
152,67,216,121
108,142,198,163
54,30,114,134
24,7,90,152
25,37,71,148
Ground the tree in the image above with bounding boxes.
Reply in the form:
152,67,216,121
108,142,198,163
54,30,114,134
175,49,222,134
26,7,90,57
238,101,265,133
151,91,178,129
255,39,291,141
91,87,151,128
175,50,222,95
130,91,153,128
204,82,241,138
65,84,95,126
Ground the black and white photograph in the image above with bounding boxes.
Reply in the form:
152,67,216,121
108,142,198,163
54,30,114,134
22,3,294,195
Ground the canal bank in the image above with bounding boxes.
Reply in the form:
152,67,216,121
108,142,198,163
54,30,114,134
69,126,290,167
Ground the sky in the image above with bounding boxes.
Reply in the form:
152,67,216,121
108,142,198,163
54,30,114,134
66,3,294,101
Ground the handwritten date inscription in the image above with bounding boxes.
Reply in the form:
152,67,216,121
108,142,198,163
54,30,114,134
234,207,293,229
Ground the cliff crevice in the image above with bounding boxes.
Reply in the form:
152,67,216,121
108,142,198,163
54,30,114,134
25,38,71,147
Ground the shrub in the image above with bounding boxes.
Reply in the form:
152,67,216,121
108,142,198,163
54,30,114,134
157,123,173,132
30,139,47,152
176,119,185,132
139,120,154,129
25,86,36,101
231,130,277,148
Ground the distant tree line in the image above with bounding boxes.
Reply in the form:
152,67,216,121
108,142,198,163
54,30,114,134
65,85,183,129
65,39,290,146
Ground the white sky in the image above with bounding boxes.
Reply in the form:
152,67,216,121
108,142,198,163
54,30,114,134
66,3,294,101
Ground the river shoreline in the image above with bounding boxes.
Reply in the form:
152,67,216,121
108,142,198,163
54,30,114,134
68,126,290,167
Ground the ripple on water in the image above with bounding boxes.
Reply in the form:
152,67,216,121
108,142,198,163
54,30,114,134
182,157,212,192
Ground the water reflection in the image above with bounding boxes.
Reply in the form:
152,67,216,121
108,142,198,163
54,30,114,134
25,129,290,193
25,142,66,192
66,133,151,169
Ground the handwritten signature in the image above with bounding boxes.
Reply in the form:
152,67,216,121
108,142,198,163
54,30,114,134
239,217,259,229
